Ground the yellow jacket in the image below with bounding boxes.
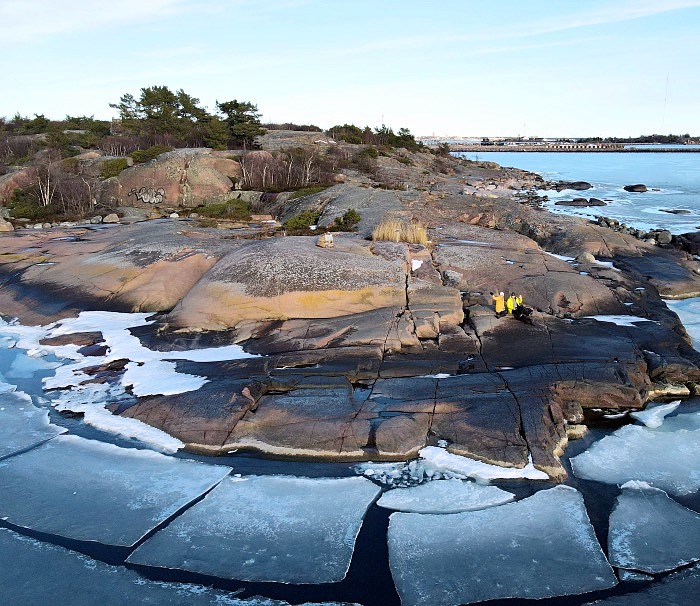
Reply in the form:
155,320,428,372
492,293,505,313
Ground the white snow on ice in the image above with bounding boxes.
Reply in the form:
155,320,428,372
583,315,653,327
128,475,381,584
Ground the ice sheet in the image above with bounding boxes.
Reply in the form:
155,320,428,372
0,384,66,459
388,485,617,606
377,479,514,513
128,475,381,584
0,528,355,606
0,434,230,546
570,411,700,496
630,400,680,428
608,481,700,573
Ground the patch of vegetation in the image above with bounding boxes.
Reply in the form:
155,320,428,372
6,188,55,221
195,198,252,221
100,158,129,179
283,209,322,230
397,156,413,165
361,146,379,159
131,145,173,164
372,218,428,245
332,208,361,231
288,185,329,200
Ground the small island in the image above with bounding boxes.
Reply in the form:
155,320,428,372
2,87,700,482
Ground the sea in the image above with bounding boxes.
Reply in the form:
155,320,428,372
1,150,700,605
457,147,700,234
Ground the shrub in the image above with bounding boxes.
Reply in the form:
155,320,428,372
283,209,322,230
6,188,55,221
196,198,252,220
372,218,428,245
361,146,379,159
333,208,361,231
100,158,129,179
131,145,173,164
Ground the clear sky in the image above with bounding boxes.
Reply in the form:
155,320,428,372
2,0,699,138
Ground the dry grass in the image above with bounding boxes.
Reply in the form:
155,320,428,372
372,218,428,245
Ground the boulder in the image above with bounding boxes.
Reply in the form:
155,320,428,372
656,230,673,245
0,216,13,232
98,149,242,210
102,213,120,224
553,181,592,191
624,184,648,193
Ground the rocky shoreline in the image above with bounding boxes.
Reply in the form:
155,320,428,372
2,133,700,480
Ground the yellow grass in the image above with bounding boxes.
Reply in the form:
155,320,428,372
372,219,428,245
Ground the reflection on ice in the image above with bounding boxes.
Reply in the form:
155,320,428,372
0,383,66,459
608,481,700,574
128,475,381,584
0,435,230,546
570,410,700,496
0,528,356,606
377,478,514,513
388,486,616,606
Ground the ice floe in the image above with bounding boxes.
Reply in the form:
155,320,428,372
570,410,700,496
629,400,680,428
0,382,66,459
0,528,356,606
377,478,513,513
388,485,617,606
0,434,230,546
128,475,380,584
418,445,549,481
608,481,700,574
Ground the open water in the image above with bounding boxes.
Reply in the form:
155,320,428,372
456,150,700,234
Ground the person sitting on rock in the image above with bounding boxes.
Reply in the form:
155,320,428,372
491,291,506,318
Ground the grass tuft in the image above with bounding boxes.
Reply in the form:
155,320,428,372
372,218,428,245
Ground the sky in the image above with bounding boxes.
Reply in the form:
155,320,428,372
2,0,699,138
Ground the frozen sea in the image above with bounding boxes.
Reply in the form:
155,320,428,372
456,150,700,234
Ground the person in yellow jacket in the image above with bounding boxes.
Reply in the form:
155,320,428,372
491,291,506,317
506,293,523,314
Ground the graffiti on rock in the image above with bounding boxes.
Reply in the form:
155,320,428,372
128,187,165,205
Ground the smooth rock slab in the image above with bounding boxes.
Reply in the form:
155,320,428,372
608,481,700,573
128,475,381,584
570,411,700,497
387,485,617,606
377,479,514,513
0,528,348,606
0,435,230,546
0,386,66,459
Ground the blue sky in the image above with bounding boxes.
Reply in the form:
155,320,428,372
2,0,699,137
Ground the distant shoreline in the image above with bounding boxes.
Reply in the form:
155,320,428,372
448,145,700,153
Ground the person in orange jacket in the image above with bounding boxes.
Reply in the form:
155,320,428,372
491,291,506,317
